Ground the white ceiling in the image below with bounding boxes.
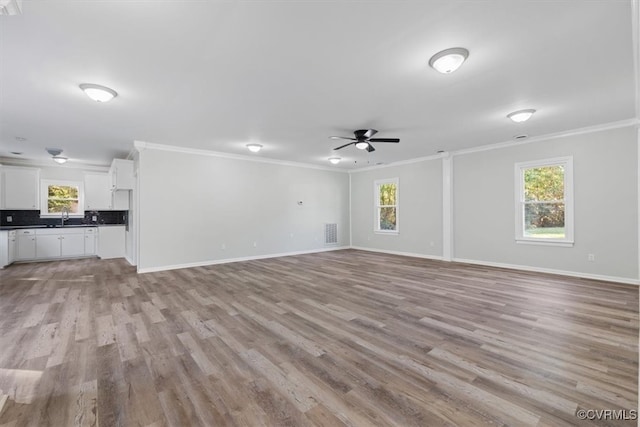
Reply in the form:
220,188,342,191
0,1,636,169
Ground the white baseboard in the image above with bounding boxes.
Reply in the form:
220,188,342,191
125,255,136,266
350,246,443,261
137,246,350,274
452,257,640,286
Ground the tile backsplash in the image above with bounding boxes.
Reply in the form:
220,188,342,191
1,210,127,227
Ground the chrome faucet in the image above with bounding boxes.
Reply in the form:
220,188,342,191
61,207,69,227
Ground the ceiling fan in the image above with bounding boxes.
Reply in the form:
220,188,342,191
330,129,400,152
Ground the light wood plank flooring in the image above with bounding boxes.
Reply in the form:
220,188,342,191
0,249,637,426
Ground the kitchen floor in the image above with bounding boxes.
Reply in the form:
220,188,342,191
0,251,637,426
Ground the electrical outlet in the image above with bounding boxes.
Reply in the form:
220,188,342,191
6,216,12,223
253,242,257,248
429,241,435,247
588,254,595,262
289,233,294,238
221,243,226,250
92,215,97,222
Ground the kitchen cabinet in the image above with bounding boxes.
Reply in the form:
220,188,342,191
109,159,134,190
84,173,112,210
36,234,61,258
84,172,129,210
84,228,96,255
61,233,85,257
98,226,126,259
16,230,36,260
8,230,16,264
34,228,95,259
1,166,40,209
0,231,7,267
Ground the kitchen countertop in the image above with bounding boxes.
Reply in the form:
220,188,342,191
0,224,125,231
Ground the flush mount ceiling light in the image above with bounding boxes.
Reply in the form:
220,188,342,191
79,83,118,102
328,157,341,164
246,143,262,153
507,109,536,123
46,148,68,164
429,47,469,74
355,142,369,150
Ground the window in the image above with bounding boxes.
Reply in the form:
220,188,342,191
515,157,573,246
374,178,399,233
40,180,84,217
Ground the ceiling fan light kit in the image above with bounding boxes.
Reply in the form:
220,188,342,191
330,129,400,153
79,83,118,102
429,47,469,74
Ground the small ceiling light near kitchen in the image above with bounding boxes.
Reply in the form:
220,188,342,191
46,148,68,164
246,143,262,153
429,47,469,74
328,157,341,165
507,109,536,123
355,142,369,150
79,83,118,102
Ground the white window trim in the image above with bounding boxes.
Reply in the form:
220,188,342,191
514,156,574,246
374,177,399,234
40,179,85,218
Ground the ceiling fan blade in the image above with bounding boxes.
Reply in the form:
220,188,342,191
366,144,376,152
363,129,378,138
334,142,355,150
329,136,356,141
368,138,400,143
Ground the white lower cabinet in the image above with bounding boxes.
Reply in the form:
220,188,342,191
16,231,36,260
85,228,97,255
36,234,61,258
8,231,16,264
61,233,85,257
5,227,103,265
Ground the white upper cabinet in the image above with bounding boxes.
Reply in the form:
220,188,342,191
109,159,134,190
84,172,130,210
84,173,112,210
1,166,40,209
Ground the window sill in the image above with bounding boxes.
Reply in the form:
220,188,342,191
516,239,573,248
374,230,399,235
40,214,85,219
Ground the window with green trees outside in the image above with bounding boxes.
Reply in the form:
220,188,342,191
375,178,399,232
516,157,573,245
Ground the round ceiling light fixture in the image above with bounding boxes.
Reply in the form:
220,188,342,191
429,47,469,74
246,143,263,153
328,157,341,165
355,142,369,150
79,83,118,102
507,109,536,123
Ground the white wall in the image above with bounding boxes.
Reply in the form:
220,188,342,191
350,159,443,258
137,148,350,272
453,126,638,281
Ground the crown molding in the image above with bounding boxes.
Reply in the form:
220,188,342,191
451,118,640,157
133,140,349,173
0,157,109,172
349,152,445,174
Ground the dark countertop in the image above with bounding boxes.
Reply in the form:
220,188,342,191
0,224,125,231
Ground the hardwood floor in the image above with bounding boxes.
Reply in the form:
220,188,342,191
0,249,637,426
